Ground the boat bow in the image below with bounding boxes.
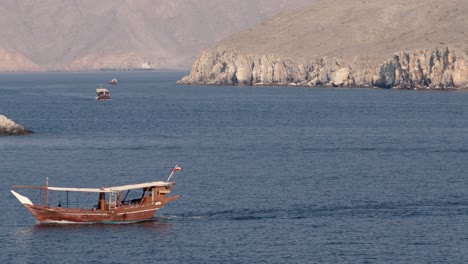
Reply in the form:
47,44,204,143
11,190,34,205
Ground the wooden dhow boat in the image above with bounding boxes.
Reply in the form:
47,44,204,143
11,166,182,224
95,87,110,100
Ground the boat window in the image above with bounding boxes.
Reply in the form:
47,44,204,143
143,187,153,197
120,190,142,205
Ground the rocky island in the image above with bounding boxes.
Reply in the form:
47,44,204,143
178,0,468,90
0,115,32,136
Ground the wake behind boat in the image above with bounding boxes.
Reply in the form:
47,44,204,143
11,165,182,224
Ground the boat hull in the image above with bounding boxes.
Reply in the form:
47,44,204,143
22,196,179,223
95,95,111,100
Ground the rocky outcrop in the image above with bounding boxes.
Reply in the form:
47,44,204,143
177,46,468,90
373,48,468,89
0,115,33,136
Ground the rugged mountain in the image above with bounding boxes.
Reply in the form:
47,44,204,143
178,0,468,89
0,0,310,71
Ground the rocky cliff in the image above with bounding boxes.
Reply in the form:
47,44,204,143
178,0,468,89
0,115,32,135
373,48,468,89
178,46,468,89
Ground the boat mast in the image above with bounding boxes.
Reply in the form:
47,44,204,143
45,177,49,207
166,164,181,181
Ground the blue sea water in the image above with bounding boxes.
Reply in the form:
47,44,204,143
0,71,467,263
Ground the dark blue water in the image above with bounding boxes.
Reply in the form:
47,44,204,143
1,72,467,263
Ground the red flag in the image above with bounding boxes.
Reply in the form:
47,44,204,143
173,166,182,172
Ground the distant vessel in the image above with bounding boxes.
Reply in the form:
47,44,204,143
95,84,110,100
109,78,118,85
11,165,182,224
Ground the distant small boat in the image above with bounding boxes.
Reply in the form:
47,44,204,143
109,78,118,85
96,84,110,100
11,165,182,224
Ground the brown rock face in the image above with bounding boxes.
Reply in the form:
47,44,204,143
179,0,468,90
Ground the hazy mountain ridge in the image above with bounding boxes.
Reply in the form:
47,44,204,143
0,0,311,71
219,0,467,60
178,0,468,89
